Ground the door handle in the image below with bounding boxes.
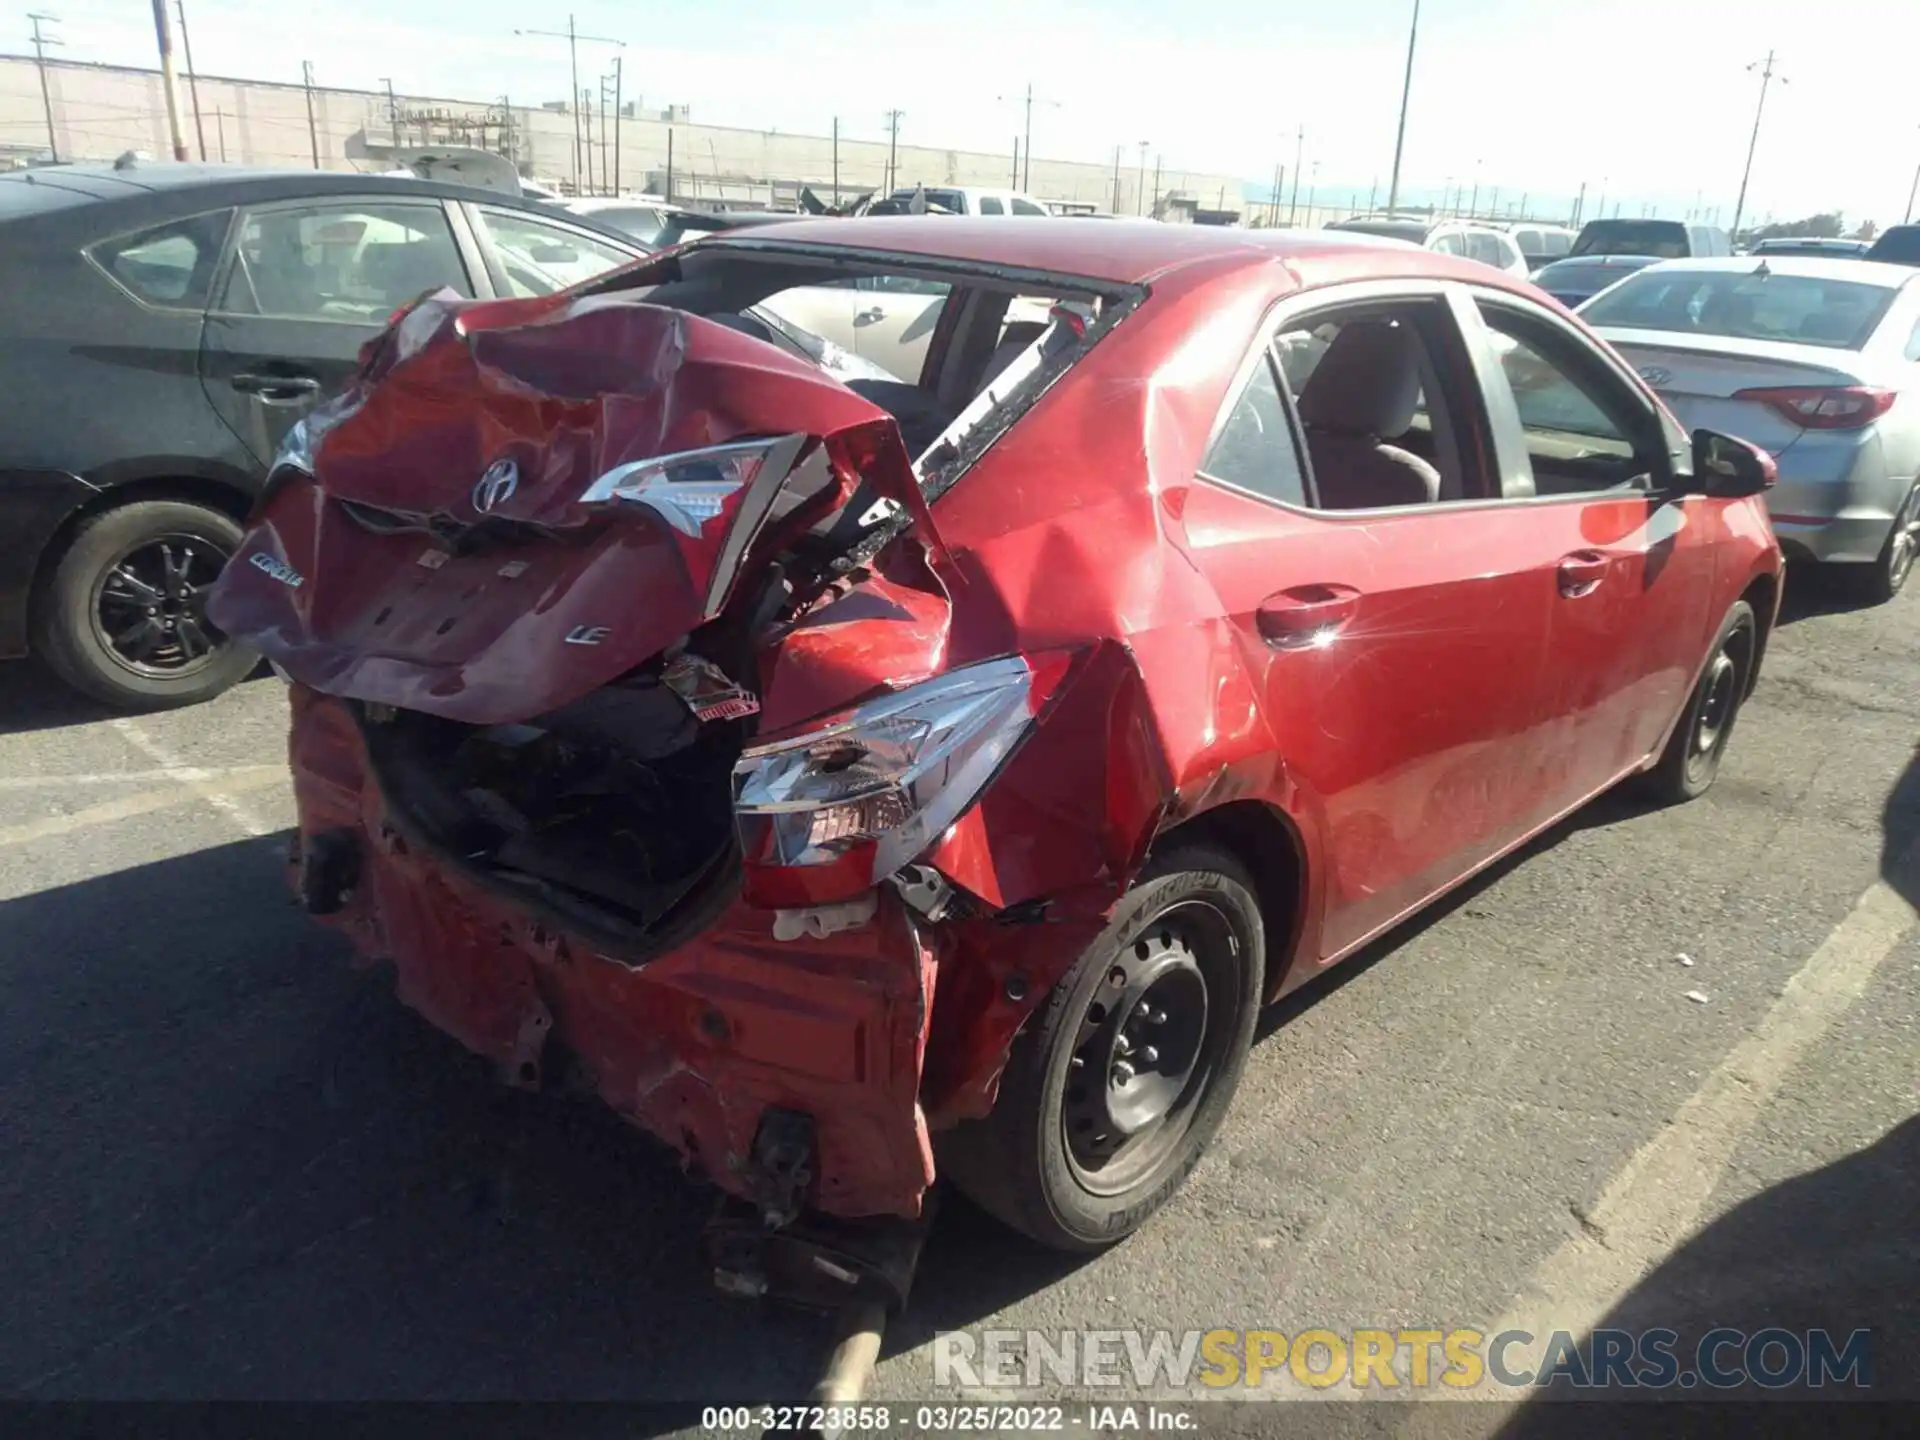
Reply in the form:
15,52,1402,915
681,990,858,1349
1556,550,1609,598
232,373,322,401
1256,583,1361,649
854,307,886,324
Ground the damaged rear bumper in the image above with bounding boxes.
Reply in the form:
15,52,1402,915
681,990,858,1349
288,685,939,1221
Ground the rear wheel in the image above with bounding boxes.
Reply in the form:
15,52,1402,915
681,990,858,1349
1640,599,1757,805
1846,481,1920,604
936,841,1265,1252
32,499,257,712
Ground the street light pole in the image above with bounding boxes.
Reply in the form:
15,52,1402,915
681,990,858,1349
1903,127,1919,225
27,12,61,163
515,16,623,195
1136,140,1149,216
1288,125,1304,224
1729,50,1785,242
996,84,1059,193
884,109,903,196
300,60,319,168
1385,0,1421,216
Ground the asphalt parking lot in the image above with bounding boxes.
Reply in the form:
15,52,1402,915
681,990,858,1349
1,569,1914,1414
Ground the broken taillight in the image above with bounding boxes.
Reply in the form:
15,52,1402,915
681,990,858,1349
731,656,1038,907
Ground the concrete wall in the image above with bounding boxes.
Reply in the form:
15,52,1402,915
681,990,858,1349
0,56,1247,219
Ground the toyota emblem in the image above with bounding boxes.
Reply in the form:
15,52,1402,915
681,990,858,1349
1638,366,1672,388
472,458,519,513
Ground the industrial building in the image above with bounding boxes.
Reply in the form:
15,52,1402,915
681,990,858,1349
0,54,1254,222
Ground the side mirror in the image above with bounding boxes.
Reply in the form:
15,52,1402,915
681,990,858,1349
1687,428,1776,498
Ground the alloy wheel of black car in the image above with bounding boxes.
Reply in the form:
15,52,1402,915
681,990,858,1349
33,499,258,712
936,841,1266,1251
90,532,230,678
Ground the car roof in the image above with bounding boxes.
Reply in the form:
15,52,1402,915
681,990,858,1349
696,214,1506,287
0,162,558,210
1625,255,1919,287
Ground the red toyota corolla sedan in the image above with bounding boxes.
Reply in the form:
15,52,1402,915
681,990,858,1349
208,218,1782,1281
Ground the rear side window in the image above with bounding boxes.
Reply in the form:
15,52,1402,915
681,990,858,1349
1201,353,1309,507
1011,198,1048,216
1571,220,1690,259
89,209,233,309
977,197,1005,215
1431,231,1467,257
1582,271,1897,350
1467,231,1504,266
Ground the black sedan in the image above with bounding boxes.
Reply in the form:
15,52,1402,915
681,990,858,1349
1530,252,1663,310
0,161,650,710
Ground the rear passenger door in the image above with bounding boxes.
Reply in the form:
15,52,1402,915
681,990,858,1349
1176,282,1566,961
199,196,481,466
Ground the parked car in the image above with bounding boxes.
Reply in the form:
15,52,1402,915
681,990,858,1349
1570,218,1733,259
556,195,685,246
867,185,1051,217
208,220,1782,1270
1532,253,1664,308
1748,237,1871,260
1506,222,1577,271
0,161,670,710
1580,256,1920,599
1865,225,1920,266
1324,215,1529,277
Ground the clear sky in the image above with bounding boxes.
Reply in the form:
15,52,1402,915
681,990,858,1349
23,0,1920,227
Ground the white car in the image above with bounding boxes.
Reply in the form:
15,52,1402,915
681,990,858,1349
868,185,1052,217
1506,222,1577,273
1325,215,1529,278
556,195,686,247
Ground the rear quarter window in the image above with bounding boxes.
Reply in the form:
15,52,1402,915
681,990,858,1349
88,209,234,309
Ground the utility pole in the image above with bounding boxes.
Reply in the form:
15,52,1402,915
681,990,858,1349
1730,50,1785,242
1907,129,1920,223
1385,0,1421,216
515,16,622,195
151,0,190,161
300,60,319,168
599,70,618,194
1136,140,1149,216
1305,160,1320,222
831,116,839,204
1010,137,1019,189
1572,180,1586,227
1595,176,1609,224
1152,155,1161,216
1287,125,1304,224
884,109,903,195
381,77,399,148
174,1,206,160
1270,161,1283,226
1488,184,1499,218
1111,145,1122,213
582,86,595,195
1468,159,1481,219
215,105,226,162
996,83,1059,193
27,12,60,163
611,57,622,195
1369,176,1378,212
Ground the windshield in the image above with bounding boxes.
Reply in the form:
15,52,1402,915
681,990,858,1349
1581,269,1897,350
1571,220,1690,259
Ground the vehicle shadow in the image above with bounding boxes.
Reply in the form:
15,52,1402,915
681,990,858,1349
0,833,821,1409
1488,1113,1920,1433
0,660,120,735
1882,743,1920,912
1772,562,1883,628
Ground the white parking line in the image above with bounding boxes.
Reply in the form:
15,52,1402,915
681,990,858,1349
1446,835,1920,1398
0,765,283,792
0,770,288,849
109,718,283,839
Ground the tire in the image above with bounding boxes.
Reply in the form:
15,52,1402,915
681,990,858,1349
32,499,257,712
1640,599,1757,805
1844,481,1920,605
937,841,1266,1252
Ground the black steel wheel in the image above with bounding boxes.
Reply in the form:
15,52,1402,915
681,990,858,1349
1641,599,1757,804
937,841,1266,1252
33,500,258,711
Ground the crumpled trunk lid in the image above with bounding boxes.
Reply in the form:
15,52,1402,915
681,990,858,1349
208,290,943,725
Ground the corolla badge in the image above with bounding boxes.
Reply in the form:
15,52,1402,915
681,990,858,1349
247,552,304,588
1638,366,1672,388
472,458,519,513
